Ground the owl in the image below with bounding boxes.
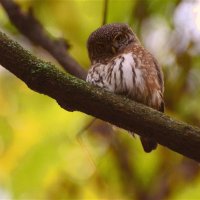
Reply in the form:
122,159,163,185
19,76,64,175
86,23,164,153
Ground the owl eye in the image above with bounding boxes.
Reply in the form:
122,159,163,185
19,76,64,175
114,34,126,43
96,42,104,48
95,42,104,53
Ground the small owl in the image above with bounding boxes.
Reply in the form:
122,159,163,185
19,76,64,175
86,23,164,152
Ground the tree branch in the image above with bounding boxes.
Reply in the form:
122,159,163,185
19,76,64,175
0,0,87,80
0,31,200,162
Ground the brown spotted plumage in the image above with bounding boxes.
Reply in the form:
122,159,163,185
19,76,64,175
86,23,164,152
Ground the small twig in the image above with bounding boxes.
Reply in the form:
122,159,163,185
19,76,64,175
76,136,97,170
102,0,109,26
0,0,86,80
76,118,96,138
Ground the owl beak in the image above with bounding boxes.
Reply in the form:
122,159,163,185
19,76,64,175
111,46,117,54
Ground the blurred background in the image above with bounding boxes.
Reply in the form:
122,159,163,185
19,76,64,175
0,0,200,199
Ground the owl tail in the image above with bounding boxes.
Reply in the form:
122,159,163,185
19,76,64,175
140,137,157,153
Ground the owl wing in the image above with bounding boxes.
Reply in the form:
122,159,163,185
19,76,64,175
152,59,164,112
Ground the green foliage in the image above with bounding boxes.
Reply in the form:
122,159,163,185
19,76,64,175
0,0,200,199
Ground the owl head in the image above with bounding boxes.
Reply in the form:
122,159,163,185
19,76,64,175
87,23,140,64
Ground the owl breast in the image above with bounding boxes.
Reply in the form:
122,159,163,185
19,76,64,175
86,52,163,110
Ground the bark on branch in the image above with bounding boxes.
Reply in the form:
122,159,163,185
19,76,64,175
0,0,87,79
0,31,200,162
